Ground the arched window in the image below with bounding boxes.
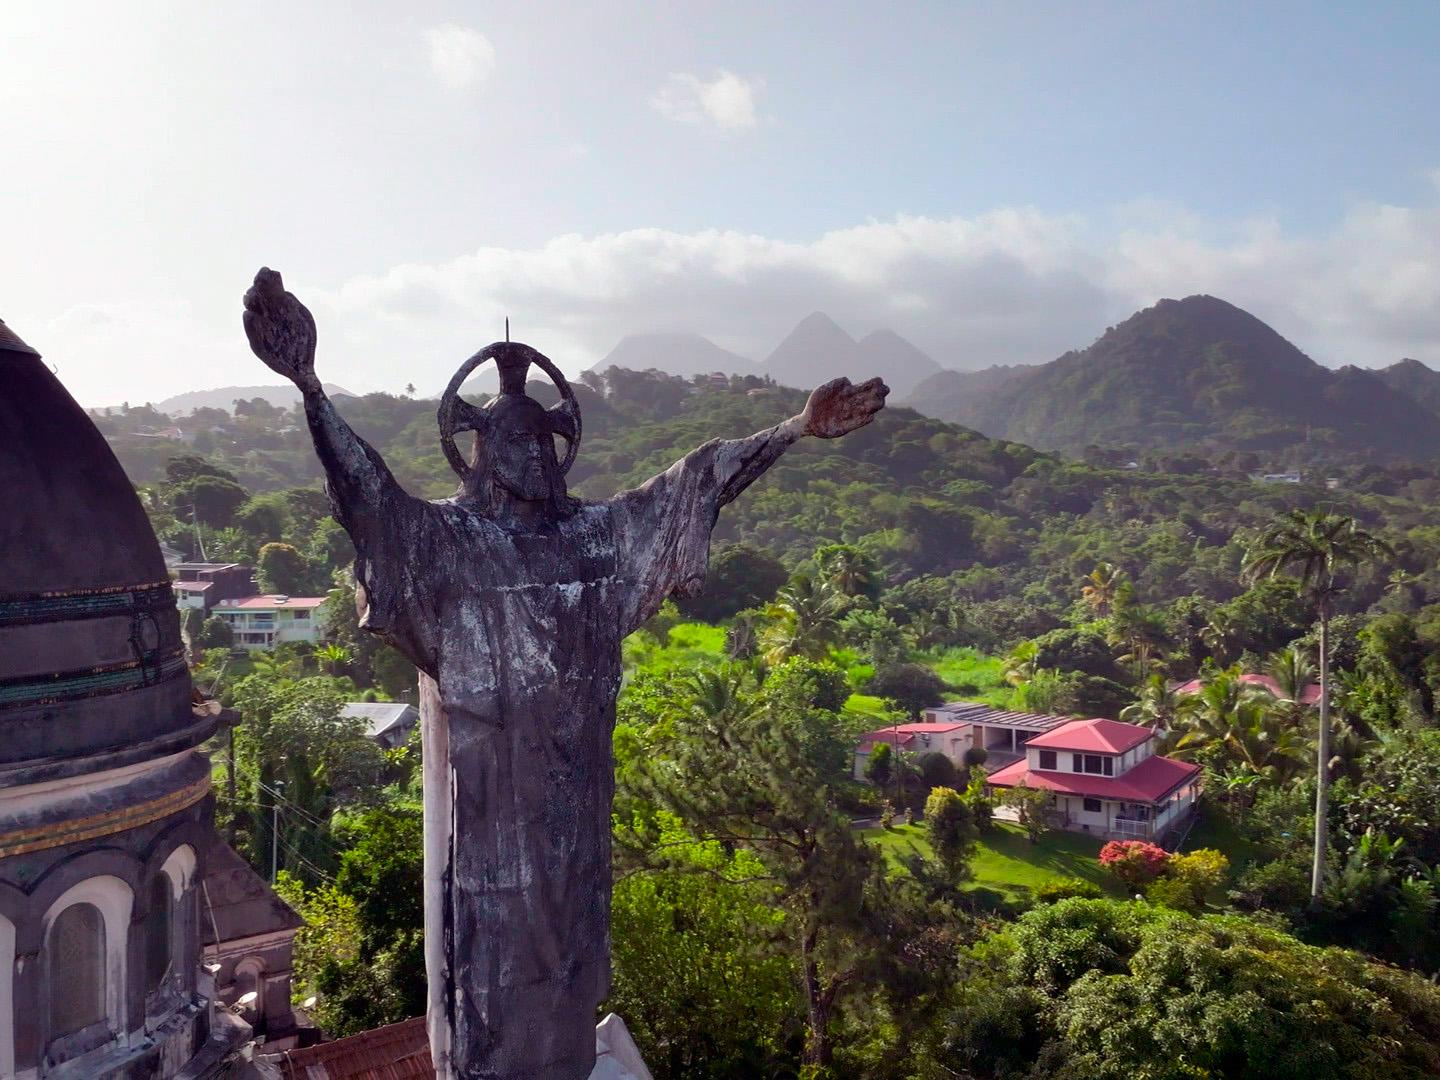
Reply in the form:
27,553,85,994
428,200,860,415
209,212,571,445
145,875,173,993
47,903,106,1039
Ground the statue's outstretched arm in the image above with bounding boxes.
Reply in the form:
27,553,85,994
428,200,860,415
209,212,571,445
242,268,401,524
710,377,889,507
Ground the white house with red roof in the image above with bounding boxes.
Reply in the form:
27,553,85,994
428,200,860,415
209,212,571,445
986,717,1201,843
853,702,1069,780
212,594,328,649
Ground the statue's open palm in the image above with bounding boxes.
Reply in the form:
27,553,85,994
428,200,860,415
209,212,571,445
803,377,889,438
243,267,318,388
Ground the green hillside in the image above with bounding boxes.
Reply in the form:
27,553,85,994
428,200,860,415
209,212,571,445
907,295,1440,464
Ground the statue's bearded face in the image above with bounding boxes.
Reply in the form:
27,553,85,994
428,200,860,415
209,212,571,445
485,395,559,502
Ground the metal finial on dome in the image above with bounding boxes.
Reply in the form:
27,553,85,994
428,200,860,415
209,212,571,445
0,317,40,357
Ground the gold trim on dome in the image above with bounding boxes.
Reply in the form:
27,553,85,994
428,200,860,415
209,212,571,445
0,775,210,858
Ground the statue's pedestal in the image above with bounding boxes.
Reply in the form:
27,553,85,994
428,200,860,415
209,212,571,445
590,1014,653,1080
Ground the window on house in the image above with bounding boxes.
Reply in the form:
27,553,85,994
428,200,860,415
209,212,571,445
292,610,310,621
1037,750,1057,770
48,903,105,1038
145,876,172,993
1083,798,1103,813
1075,755,1114,776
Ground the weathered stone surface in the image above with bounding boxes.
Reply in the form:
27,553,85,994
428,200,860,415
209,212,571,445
242,268,887,1080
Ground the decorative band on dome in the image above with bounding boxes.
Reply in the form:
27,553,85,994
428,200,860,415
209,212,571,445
0,774,210,858
0,579,176,627
0,646,188,710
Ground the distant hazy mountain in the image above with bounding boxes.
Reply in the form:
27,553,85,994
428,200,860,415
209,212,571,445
762,313,941,398
1376,358,1440,422
153,383,355,414
903,295,1440,460
590,333,753,379
905,363,1035,415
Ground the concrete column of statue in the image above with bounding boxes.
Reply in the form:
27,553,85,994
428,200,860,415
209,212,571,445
241,268,888,1080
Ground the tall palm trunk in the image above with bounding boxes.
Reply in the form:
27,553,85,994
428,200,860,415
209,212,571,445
1311,607,1330,909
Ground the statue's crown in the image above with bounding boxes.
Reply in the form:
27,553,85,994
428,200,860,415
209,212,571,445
494,345,531,396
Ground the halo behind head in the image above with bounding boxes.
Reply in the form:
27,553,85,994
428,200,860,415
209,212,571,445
437,341,583,485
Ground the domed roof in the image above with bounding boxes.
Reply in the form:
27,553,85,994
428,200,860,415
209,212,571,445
0,320,212,784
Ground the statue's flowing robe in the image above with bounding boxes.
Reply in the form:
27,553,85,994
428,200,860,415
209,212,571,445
328,431,786,1080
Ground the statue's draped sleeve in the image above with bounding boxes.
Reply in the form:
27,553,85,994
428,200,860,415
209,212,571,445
610,418,802,637
302,393,439,673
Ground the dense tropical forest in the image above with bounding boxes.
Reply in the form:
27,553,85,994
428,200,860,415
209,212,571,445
98,364,1440,1078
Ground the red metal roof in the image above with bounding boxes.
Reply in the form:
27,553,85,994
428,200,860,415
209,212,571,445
1025,718,1153,755
214,595,327,610
277,1016,434,1079
1173,673,1322,705
987,753,1200,803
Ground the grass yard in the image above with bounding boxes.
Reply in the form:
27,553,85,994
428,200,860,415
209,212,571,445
922,647,1016,707
844,692,891,719
863,820,1124,902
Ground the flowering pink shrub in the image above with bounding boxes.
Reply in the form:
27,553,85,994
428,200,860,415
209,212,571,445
1099,840,1171,888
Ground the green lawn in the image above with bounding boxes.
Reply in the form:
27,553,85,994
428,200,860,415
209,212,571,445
922,647,1016,707
843,693,891,720
863,821,1124,902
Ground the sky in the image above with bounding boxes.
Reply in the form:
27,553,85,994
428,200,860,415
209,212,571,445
4,1,1440,405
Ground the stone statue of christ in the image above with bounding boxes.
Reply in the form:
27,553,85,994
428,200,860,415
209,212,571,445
242,268,887,1080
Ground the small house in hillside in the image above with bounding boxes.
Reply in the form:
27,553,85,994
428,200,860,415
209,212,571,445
853,702,1069,780
212,594,327,649
1172,672,1321,705
986,718,1201,844
343,702,420,749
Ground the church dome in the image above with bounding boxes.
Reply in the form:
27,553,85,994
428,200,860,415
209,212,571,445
0,319,212,784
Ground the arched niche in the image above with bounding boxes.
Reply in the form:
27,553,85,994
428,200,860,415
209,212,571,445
40,875,133,1068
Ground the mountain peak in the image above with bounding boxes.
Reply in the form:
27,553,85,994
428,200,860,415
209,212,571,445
908,296,1440,460
589,333,752,379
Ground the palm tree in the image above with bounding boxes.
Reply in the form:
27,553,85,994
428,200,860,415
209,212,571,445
1080,562,1127,618
1199,612,1240,666
760,575,842,664
1169,672,1309,783
1107,605,1172,681
1242,509,1394,908
815,545,876,599
313,642,351,675
1002,640,1039,687
1120,674,1183,732
1267,644,1316,708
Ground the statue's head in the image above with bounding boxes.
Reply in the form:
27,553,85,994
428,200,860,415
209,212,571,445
479,392,561,503
438,342,581,518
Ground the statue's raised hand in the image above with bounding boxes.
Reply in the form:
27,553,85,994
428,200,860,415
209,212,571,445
802,376,889,439
243,268,319,389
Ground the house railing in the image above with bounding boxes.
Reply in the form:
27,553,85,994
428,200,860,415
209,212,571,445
1110,818,1151,838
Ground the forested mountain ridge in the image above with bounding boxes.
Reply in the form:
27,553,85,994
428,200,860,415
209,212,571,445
96,365,1440,622
906,295,1440,462
1377,356,1440,421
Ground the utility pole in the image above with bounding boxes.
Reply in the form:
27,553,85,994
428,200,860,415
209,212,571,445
271,781,283,884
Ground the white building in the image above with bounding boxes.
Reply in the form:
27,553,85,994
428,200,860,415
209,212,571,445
212,595,327,650
987,717,1202,843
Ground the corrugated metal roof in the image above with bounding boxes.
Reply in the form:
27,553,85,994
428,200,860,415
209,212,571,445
278,1016,434,1079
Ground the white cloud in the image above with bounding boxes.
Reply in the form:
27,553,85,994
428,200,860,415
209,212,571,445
49,191,1440,405
651,70,764,132
309,194,1440,396
423,24,495,91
